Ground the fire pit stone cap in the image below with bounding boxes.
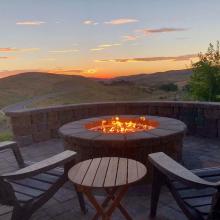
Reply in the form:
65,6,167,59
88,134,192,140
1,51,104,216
59,115,186,142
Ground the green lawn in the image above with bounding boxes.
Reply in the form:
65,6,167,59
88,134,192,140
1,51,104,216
0,112,12,141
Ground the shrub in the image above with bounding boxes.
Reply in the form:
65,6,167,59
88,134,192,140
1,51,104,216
159,83,178,92
189,41,220,101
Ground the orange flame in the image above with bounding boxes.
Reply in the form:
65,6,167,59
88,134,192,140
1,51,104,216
97,116,154,133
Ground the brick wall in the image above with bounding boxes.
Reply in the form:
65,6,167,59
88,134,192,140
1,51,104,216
5,101,220,146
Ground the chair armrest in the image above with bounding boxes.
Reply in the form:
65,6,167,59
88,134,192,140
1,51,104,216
0,141,24,168
148,152,219,188
2,150,76,180
0,141,17,151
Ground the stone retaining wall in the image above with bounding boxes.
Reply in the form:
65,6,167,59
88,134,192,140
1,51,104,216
5,101,220,146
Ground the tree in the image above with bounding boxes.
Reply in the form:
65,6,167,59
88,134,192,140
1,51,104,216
189,41,220,101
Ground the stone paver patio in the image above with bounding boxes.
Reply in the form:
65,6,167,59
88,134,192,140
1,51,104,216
0,136,220,220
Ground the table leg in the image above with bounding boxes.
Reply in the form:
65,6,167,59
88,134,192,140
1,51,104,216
81,186,132,220
92,188,117,220
105,186,131,219
105,188,132,220
74,185,87,214
83,188,106,219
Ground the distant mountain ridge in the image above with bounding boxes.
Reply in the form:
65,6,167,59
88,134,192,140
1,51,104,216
110,69,192,87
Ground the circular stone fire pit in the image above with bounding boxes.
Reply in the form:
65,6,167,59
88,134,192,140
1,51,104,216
59,115,186,181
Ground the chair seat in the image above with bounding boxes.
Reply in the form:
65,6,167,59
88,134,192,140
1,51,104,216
172,167,220,218
9,168,64,204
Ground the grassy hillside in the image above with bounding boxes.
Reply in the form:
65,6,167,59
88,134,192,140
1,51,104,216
0,72,157,109
111,69,192,88
29,84,162,107
0,70,191,109
0,72,105,108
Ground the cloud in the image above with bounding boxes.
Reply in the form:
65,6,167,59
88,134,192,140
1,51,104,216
52,68,84,73
95,54,197,63
0,48,18,52
0,56,12,59
104,18,138,25
16,21,46,26
91,43,121,51
137,27,188,35
122,27,188,42
83,20,98,25
85,69,97,74
98,43,120,48
49,68,97,75
172,54,197,61
0,47,40,53
90,48,105,51
19,48,40,52
122,35,138,41
48,49,79,53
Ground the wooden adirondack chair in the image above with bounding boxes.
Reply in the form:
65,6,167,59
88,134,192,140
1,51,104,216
148,152,220,220
0,141,86,220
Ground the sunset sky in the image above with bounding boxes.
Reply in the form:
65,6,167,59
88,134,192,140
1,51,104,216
0,0,220,78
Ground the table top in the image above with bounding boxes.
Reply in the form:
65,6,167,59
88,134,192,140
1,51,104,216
68,157,147,188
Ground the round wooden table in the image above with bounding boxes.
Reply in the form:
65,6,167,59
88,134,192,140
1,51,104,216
68,157,147,220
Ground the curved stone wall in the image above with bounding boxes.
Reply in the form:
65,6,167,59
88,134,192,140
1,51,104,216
5,101,220,146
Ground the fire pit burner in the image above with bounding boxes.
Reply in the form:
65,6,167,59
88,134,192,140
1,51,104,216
86,116,158,134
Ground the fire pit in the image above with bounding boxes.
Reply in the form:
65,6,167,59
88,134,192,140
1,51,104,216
59,115,186,181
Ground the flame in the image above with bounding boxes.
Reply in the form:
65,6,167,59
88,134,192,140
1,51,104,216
94,116,154,133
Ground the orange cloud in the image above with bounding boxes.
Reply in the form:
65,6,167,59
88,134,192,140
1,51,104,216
0,47,40,53
104,18,138,25
50,68,84,74
85,69,97,74
16,21,46,26
95,54,197,63
122,35,138,41
0,48,18,52
49,67,97,75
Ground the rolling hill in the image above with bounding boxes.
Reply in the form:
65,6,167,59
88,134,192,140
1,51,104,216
110,69,192,87
0,69,192,109
0,72,150,109
0,72,101,108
